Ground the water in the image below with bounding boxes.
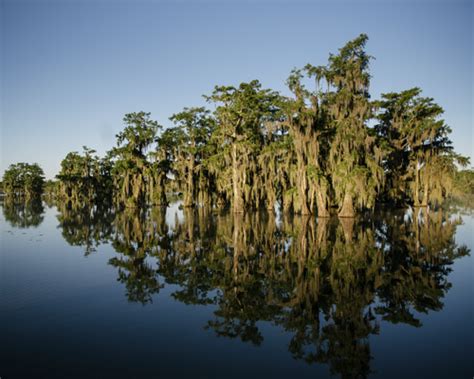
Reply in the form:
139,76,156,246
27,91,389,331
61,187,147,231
1,200,472,378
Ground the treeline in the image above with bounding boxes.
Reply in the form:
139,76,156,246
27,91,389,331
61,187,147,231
2,35,472,217
1,163,45,199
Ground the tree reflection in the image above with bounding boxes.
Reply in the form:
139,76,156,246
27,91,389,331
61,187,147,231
56,201,115,255
374,208,469,327
108,207,165,304
2,196,45,228
55,204,469,377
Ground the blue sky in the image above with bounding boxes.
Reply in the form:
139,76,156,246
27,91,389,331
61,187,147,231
1,0,472,179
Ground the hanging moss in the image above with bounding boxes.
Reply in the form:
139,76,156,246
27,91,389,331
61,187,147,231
12,34,467,215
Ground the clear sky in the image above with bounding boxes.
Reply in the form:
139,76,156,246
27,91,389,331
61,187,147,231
1,0,472,179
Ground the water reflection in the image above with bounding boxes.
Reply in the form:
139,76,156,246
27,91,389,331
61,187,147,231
1,196,45,228
108,207,166,304
3,201,469,378
56,201,115,255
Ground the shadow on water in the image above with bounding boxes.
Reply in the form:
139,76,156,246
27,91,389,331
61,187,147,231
2,200,470,378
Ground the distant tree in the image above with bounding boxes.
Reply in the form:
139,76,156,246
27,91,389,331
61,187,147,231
206,80,280,213
375,88,469,207
169,107,215,207
56,146,111,204
453,169,474,202
111,112,160,207
148,126,177,207
43,179,58,196
2,162,45,199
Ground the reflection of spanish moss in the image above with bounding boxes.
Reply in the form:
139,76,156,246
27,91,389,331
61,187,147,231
56,200,115,255
56,205,469,377
2,196,44,228
108,207,166,304
374,207,468,327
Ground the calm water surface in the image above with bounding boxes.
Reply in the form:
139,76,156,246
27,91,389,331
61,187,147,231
1,200,473,378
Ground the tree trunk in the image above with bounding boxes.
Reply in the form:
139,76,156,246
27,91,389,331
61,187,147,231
232,144,244,213
338,192,355,218
282,190,293,213
316,191,330,218
296,164,311,215
421,176,429,207
153,172,168,206
266,193,276,212
183,157,195,207
414,162,420,207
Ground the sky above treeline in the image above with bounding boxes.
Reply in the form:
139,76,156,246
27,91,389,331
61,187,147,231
1,0,472,179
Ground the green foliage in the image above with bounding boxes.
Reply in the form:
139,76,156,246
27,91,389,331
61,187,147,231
169,107,216,207
4,35,466,215
375,88,469,207
56,146,112,204
205,80,283,212
321,34,383,216
2,162,45,199
452,169,474,205
111,112,162,207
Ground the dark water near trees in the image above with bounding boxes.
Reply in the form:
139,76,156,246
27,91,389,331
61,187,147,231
1,200,472,378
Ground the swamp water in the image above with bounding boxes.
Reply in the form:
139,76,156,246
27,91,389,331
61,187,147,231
1,200,472,378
